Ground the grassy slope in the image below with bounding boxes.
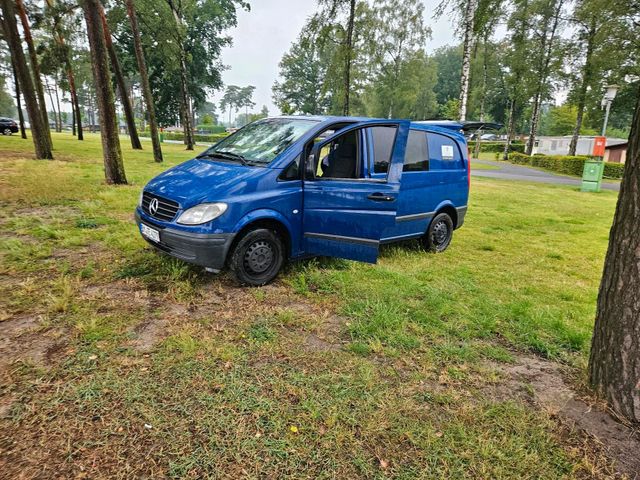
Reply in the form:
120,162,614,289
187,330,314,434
0,133,619,478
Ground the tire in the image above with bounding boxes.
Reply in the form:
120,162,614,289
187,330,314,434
2,128,12,136
423,213,454,253
228,228,284,286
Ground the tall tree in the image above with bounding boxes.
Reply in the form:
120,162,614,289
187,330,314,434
15,0,52,150
44,0,83,140
98,0,141,149
588,82,640,424
1,0,52,158
525,0,565,155
125,0,162,162
81,0,126,184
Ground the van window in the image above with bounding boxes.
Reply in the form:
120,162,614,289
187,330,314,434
367,126,397,174
315,129,360,179
427,132,462,169
404,130,429,171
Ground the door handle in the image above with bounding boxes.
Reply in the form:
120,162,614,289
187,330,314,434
367,192,395,202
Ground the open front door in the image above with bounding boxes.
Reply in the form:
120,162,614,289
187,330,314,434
302,119,410,263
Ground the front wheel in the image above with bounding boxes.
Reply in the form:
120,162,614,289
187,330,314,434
228,228,284,286
423,213,454,253
2,128,12,136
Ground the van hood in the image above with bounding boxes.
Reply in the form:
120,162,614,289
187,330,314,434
144,158,269,207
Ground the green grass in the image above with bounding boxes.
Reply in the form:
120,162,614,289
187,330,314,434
0,132,619,478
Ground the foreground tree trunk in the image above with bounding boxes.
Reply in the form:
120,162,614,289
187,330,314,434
81,0,127,184
1,0,52,158
125,0,162,162
458,0,477,122
15,0,53,151
588,85,640,424
97,1,141,150
11,60,27,139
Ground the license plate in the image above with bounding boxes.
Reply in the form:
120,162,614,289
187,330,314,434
140,223,160,243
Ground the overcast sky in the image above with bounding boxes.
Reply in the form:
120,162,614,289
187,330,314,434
212,0,462,117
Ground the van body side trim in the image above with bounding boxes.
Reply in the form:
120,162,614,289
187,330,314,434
304,232,379,247
395,211,435,223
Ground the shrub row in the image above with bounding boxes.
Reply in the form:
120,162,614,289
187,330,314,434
508,152,625,179
140,132,228,144
468,141,526,154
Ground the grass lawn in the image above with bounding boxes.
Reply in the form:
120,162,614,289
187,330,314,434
0,132,622,478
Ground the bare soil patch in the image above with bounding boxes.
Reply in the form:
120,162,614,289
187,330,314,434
489,354,640,478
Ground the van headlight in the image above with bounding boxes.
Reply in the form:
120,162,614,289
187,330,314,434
177,202,228,225
138,191,144,207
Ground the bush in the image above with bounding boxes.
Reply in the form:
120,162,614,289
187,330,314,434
507,152,624,179
468,141,525,154
194,124,226,134
140,131,228,144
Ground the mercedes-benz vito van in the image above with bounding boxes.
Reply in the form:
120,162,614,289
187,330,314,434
135,116,475,286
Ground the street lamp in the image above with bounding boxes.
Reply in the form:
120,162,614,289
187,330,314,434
600,84,619,136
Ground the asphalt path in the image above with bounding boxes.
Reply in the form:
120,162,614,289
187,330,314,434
471,159,620,191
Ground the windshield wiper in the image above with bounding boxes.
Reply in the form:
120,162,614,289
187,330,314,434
202,150,250,166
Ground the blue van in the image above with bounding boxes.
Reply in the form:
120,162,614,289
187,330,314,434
135,116,474,286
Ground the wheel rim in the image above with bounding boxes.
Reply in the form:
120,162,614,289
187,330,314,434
431,220,449,246
243,240,275,274
3,128,10,135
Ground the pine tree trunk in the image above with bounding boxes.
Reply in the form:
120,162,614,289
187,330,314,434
53,78,62,132
1,0,52,158
44,76,58,131
588,84,640,424
342,0,355,116
81,0,127,184
474,35,489,160
569,19,596,156
11,59,27,139
97,1,141,150
15,0,52,151
458,0,477,122
125,0,162,162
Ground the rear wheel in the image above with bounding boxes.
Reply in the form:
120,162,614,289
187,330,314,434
423,212,454,253
229,228,284,286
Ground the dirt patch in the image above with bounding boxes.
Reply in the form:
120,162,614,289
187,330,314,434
490,354,640,478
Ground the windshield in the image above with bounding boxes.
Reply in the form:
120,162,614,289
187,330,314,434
201,118,318,165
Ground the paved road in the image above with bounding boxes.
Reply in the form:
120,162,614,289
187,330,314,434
471,159,620,191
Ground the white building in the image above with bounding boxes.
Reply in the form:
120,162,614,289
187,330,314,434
531,136,627,157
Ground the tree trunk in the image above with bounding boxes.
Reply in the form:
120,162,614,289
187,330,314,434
342,0,355,115
458,0,478,122
97,1,141,150
44,76,58,131
474,34,489,160
72,107,76,136
81,0,127,184
125,0,162,162
53,77,62,132
15,0,52,151
503,97,516,160
11,59,27,139
1,0,52,158
588,84,640,424
569,19,596,156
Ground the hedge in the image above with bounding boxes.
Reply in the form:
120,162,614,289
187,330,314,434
508,152,625,179
140,132,228,143
468,141,525,154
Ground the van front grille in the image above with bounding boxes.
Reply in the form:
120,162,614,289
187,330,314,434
142,192,180,222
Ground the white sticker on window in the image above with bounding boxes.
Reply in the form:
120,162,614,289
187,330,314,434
441,145,454,160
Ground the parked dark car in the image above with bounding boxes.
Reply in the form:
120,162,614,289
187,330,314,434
0,117,19,135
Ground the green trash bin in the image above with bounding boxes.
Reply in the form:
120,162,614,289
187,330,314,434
581,159,605,192
159,132,164,143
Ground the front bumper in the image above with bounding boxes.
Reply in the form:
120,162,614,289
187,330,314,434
135,211,235,270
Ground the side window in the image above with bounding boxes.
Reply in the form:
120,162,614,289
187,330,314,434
314,129,360,179
278,155,300,181
403,130,429,171
368,126,397,174
427,132,463,169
